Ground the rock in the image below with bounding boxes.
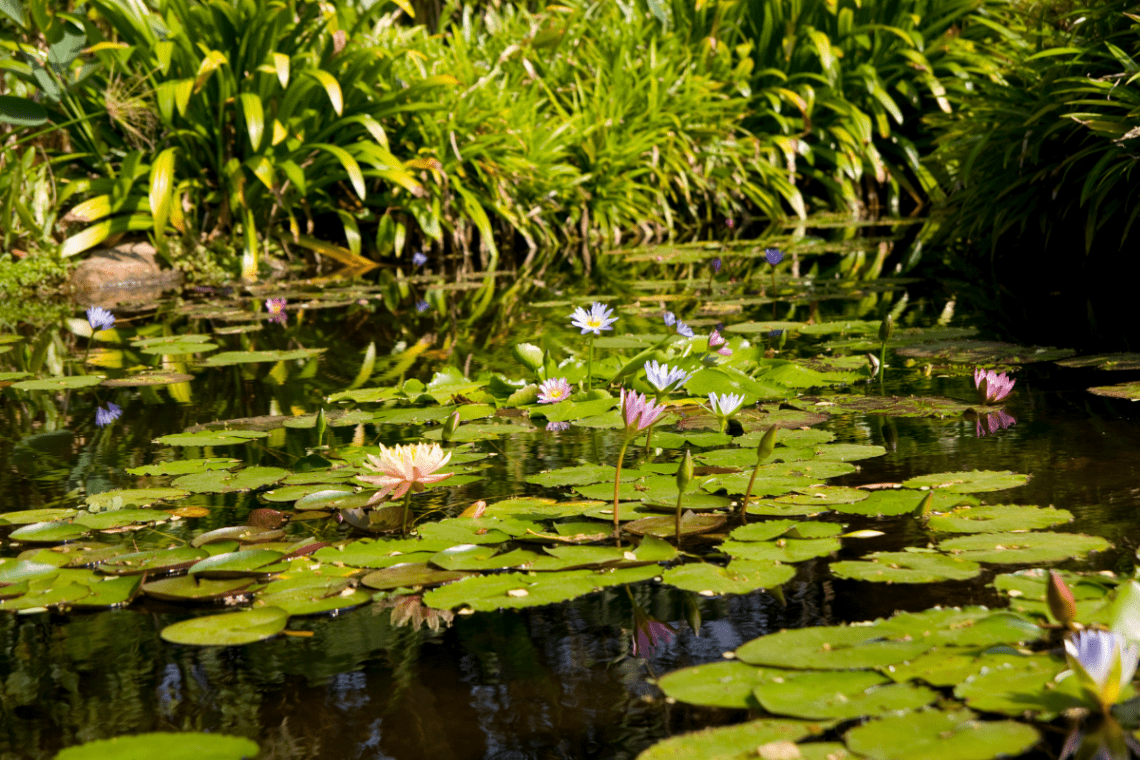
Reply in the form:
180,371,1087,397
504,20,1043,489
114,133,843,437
71,242,183,306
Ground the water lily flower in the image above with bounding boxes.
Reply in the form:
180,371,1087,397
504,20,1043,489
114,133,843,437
415,299,430,313
1066,629,1140,711
644,361,690,394
360,443,453,503
1048,571,1077,628
663,311,676,327
765,248,784,266
537,377,573,404
95,402,122,428
675,321,695,338
710,257,722,274
265,297,287,325
708,391,745,418
621,389,666,433
569,302,617,336
546,421,570,432
726,217,735,229
412,251,428,268
974,367,1016,405
769,329,784,338
707,329,732,357
975,409,1017,437
86,306,115,332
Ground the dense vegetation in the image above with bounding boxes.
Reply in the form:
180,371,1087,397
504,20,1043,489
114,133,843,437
1,0,1137,339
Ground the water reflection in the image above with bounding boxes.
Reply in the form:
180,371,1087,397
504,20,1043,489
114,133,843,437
974,409,1017,438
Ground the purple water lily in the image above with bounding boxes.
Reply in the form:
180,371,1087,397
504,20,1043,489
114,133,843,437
976,410,1017,438
569,302,617,336
537,377,572,404
710,257,722,274
546,421,570,432
708,329,732,357
95,402,122,428
412,251,428,268
765,248,784,266
265,297,288,325
974,367,1016,405
415,299,430,313
86,306,115,332
663,311,676,327
644,361,690,394
675,321,695,338
621,389,666,433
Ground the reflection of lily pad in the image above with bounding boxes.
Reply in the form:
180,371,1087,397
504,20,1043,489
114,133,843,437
926,505,1072,533
160,607,289,646
895,339,1074,364
1088,381,1140,401
661,559,794,595
940,532,1110,564
102,372,195,387
755,670,937,720
801,394,974,418
830,551,982,583
844,708,1039,760
902,470,1028,493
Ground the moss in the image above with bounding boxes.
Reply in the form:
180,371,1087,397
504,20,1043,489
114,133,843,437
0,252,74,326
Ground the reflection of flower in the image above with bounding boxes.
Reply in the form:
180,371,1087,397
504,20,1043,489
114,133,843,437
765,248,784,266
1066,630,1140,712
630,596,676,657
265,297,287,325
86,306,115,332
975,410,1017,437
707,329,732,357
644,361,690,393
769,329,784,338
569,302,617,335
95,402,122,427
710,257,722,274
378,594,454,632
974,367,1016,405
537,377,572,404
415,299,429,313
546,421,570,432
621,389,666,433
360,443,453,502
412,251,428,268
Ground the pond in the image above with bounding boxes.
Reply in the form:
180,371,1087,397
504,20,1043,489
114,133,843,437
3,224,1140,760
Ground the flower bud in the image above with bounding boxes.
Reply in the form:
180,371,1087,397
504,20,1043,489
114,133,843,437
441,410,461,443
315,408,328,444
1047,570,1077,628
676,449,693,492
757,425,777,464
878,314,894,343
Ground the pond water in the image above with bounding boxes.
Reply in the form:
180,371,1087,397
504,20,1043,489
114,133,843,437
3,226,1140,760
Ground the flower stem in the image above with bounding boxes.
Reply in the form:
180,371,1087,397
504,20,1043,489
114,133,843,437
643,422,655,456
401,490,414,536
674,488,685,544
585,335,595,391
613,436,631,544
878,340,887,390
739,461,762,525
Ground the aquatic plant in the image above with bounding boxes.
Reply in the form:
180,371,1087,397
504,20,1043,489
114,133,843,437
706,329,732,361
976,410,1017,438
265,298,287,326
1066,630,1139,713
412,252,428,268
85,306,115,332
94,402,122,428
612,389,666,539
674,448,693,542
537,378,572,405
644,361,690,397
739,425,777,524
1048,571,1077,630
707,392,745,433
878,314,893,383
359,443,453,533
632,606,675,658
570,302,616,390
975,368,1016,406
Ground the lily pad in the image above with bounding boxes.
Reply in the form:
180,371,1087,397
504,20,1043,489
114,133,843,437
926,505,1072,534
11,375,105,391
423,565,660,611
1088,381,1140,401
75,508,171,530
624,513,727,538
774,487,868,506
98,546,209,575
885,648,1034,687
832,490,979,516
188,549,285,578
939,531,1110,564
102,372,195,387
153,430,269,447
844,708,1039,760
160,606,289,646
142,576,255,602
755,670,937,720
428,545,542,571
902,471,1029,493
830,551,982,584
70,575,143,608
723,537,841,564
201,348,324,365
255,586,372,616
360,562,471,590
736,625,930,670
54,732,259,760
1056,353,1140,371
661,559,794,595
801,394,975,418
954,655,1087,719
125,458,239,476
190,525,286,547
9,521,91,543
656,660,770,709
635,719,826,760
0,508,79,526
894,340,1074,364
172,466,288,494
85,487,190,511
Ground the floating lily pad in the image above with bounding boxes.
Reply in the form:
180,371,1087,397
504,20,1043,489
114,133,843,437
98,546,209,575
202,348,324,365
142,576,255,602
85,487,190,511
894,340,1075,364
0,508,79,526
723,537,840,564
527,464,632,488
0,371,31,382
125,458,239,476
940,532,1110,564
541,397,620,422
661,559,794,595
370,404,494,425
902,471,1029,493
429,545,542,571
1088,381,1140,401
263,484,355,503
774,487,869,506
755,670,937,721
9,521,91,543
360,562,471,590
814,444,888,462
885,648,1032,687
75,509,171,530
736,625,930,670
137,341,218,356
872,607,1041,647
993,569,1113,621
844,708,1039,760
624,513,727,538
642,430,734,449
11,375,106,391
421,423,518,442
656,660,770,709
926,505,1072,533
417,516,542,545
423,565,659,611
54,732,259,760
153,430,269,447
635,719,826,760
255,586,372,616
953,655,1085,720
71,575,143,608
160,606,289,646
801,394,975,418
188,549,285,578
832,490,979,516
726,321,806,334
190,525,286,547
0,560,61,584
1057,353,1140,371
102,372,195,387
831,551,982,584
314,537,451,568
0,581,92,610
173,466,288,494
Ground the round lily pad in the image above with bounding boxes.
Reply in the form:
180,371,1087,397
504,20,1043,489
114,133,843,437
262,485,355,504
661,559,794,596
190,525,286,547
0,508,79,526
939,532,1111,564
635,719,825,760
428,545,541,571
70,575,143,608
1057,353,1140,371
736,625,930,670
832,490,979,516
11,375,105,391
54,732,259,760
423,566,659,612
801,394,975,418
624,513,727,538
656,660,770,709
1088,381,1140,400
844,708,1040,760
926,505,1072,534
755,670,937,720
161,607,289,646
98,546,209,575
153,430,269,447
142,576,255,602
85,488,190,510
723,537,841,564
953,655,1085,720
102,372,195,387
188,549,285,578
894,340,1075,364
901,471,1029,493
255,587,372,616
202,348,323,365
9,521,91,543
125,459,239,477
172,466,288,494
774,487,869,506
75,509,171,530
830,551,982,584
360,562,471,590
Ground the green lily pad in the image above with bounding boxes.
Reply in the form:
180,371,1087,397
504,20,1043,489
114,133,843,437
0,371,31,382
201,348,323,365
1056,353,1140,371
417,516,542,545
774,487,868,506
190,525,286,547
188,549,285,578
160,606,289,645
526,464,633,488
71,575,143,608
423,565,660,611
360,562,471,590
540,397,620,422
953,655,1086,720
85,487,190,511
9,521,91,543
11,375,105,391
814,444,888,462
723,537,841,564
142,576,255,602
726,321,806,334
1088,381,1140,400
370,404,494,425
755,670,937,720
635,719,826,760
0,582,91,610
926,505,1072,533
172,466,288,494
902,470,1029,493
0,560,60,584
421,423,518,442
641,430,734,449
102,371,195,387
624,513,727,538
133,333,215,348
736,625,930,670
993,569,1113,621
98,546,209,575
801,394,975,418
125,458,239,476
428,545,542,571
153,430,270,447
661,559,795,595
0,508,78,526
137,341,218,356
327,386,402,403
830,551,982,584
873,608,1042,647
730,521,843,542
54,732,259,760
75,508,171,530
656,660,772,709
831,490,979,516
255,586,372,616
885,648,1034,687
940,532,1110,564
262,484,356,503
844,708,1040,760
894,339,1075,364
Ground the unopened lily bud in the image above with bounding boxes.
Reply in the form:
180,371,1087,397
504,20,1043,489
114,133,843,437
315,408,328,444
441,410,461,443
1047,570,1077,628
683,594,702,636
676,449,693,492
757,425,777,464
878,314,894,343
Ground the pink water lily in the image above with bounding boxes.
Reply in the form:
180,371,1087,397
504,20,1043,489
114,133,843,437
265,297,288,325
708,328,732,356
974,367,1016,405
360,443,453,503
537,377,572,404
621,389,666,433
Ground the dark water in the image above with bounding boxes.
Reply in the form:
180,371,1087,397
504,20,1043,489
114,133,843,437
2,274,1140,760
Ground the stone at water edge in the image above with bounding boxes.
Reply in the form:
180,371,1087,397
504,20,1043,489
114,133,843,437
71,241,183,305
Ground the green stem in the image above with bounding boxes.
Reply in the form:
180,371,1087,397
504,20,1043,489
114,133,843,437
674,488,685,544
401,489,414,536
585,335,595,391
771,268,778,293
613,436,631,544
740,461,762,525
643,422,655,456
879,340,887,390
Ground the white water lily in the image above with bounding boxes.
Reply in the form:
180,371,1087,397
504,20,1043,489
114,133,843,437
1065,629,1140,711
644,361,690,394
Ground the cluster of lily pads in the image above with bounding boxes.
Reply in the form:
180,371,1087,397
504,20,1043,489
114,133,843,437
4,283,1140,760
